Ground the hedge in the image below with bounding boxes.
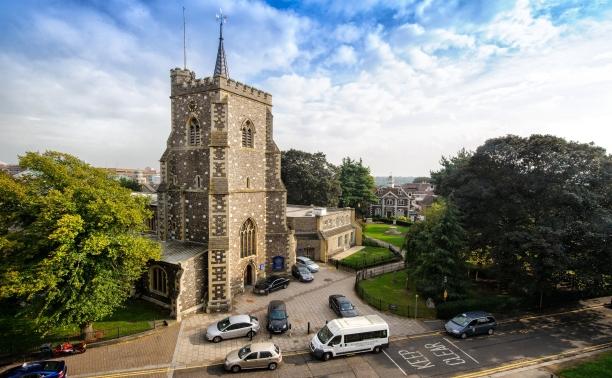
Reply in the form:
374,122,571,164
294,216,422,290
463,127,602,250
436,296,526,319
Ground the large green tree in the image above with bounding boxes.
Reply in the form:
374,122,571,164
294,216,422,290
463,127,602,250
404,200,467,300
0,152,160,335
338,157,377,216
432,135,612,303
281,149,341,207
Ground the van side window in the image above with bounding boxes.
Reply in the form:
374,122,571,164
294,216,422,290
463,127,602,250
344,333,361,343
329,335,342,346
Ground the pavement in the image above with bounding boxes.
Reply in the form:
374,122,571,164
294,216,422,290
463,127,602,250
170,264,426,368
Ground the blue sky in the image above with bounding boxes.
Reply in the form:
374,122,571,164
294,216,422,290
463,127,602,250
1,0,611,175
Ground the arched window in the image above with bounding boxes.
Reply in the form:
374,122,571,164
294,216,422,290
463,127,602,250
240,218,256,258
150,266,168,295
188,117,201,146
241,121,254,148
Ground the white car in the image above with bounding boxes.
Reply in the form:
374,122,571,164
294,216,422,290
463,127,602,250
296,256,320,272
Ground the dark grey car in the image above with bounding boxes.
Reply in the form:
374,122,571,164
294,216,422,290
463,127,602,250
445,311,497,339
329,294,358,317
267,300,290,333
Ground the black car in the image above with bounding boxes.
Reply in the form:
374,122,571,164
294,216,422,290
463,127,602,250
291,264,314,282
267,300,290,333
254,275,290,295
0,360,67,378
329,294,358,317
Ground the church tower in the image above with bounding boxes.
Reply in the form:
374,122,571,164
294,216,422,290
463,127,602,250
157,13,294,312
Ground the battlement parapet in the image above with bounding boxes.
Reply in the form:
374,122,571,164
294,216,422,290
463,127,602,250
170,69,272,105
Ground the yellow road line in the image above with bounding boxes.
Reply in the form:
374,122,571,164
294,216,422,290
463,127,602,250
499,304,605,324
93,367,170,378
453,341,612,378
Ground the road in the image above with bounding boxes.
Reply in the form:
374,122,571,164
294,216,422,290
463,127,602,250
171,304,611,378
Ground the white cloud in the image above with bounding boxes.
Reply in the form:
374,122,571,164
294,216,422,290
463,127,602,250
329,44,358,65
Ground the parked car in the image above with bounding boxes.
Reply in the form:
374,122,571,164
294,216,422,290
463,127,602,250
445,311,497,339
329,294,359,318
253,275,290,295
267,300,290,333
291,264,314,282
0,360,67,378
206,314,260,343
296,256,320,273
224,342,283,373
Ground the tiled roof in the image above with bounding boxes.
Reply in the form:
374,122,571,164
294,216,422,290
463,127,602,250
319,224,356,239
159,240,207,264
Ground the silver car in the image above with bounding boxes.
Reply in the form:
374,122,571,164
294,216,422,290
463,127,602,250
206,314,259,343
296,256,320,272
224,342,282,373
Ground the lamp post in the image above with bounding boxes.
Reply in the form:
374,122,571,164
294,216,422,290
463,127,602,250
414,294,419,319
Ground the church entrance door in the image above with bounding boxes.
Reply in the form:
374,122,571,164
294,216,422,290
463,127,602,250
244,265,254,286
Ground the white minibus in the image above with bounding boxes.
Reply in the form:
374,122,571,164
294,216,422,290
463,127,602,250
309,315,389,361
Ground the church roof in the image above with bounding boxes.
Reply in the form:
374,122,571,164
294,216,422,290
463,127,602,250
159,240,207,264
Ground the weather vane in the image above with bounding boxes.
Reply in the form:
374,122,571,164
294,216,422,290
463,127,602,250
216,8,227,37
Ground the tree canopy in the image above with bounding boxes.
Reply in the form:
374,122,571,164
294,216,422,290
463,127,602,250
0,152,160,333
338,157,378,216
118,177,142,192
431,135,612,299
404,200,467,300
281,149,341,207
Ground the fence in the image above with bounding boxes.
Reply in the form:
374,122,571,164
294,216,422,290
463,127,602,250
332,253,401,272
0,320,162,362
355,280,413,317
363,236,405,259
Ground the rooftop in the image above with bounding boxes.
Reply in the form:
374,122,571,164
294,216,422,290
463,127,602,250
159,240,207,264
286,204,351,218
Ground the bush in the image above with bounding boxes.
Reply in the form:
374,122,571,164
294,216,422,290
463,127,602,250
436,296,526,319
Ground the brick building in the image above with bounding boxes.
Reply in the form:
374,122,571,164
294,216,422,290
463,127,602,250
287,205,361,262
369,175,436,220
139,18,295,317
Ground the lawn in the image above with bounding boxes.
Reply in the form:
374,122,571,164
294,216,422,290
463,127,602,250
0,298,169,355
357,270,436,318
340,246,398,269
364,223,409,248
559,352,612,378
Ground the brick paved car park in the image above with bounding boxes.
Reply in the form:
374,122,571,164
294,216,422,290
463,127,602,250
170,265,426,368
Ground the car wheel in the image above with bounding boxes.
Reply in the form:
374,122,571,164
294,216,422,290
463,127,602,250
460,333,467,339
373,346,382,353
268,362,277,370
247,330,256,338
488,328,494,335
283,283,288,289
212,336,222,343
231,365,241,373
322,352,332,361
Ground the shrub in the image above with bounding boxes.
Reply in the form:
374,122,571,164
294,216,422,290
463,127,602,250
436,296,526,319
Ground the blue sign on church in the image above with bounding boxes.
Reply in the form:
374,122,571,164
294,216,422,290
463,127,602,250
272,256,285,271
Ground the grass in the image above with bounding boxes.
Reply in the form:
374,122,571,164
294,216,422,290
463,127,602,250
0,298,169,355
559,351,612,378
357,270,436,318
340,246,397,269
363,223,409,248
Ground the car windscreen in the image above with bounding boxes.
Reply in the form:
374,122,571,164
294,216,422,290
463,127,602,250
317,325,333,344
238,345,251,359
42,361,62,371
339,302,354,310
270,309,287,320
451,314,470,327
298,267,310,274
217,317,231,330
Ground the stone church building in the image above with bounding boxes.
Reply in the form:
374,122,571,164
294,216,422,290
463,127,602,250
138,19,296,318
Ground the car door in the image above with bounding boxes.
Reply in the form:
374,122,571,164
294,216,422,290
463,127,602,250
243,352,259,369
475,318,489,334
224,323,244,339
327,335,342,355
258,351,274,367
331,298,339,315
467,320,478,335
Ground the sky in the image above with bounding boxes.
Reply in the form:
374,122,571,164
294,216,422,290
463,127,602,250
1,0,611,176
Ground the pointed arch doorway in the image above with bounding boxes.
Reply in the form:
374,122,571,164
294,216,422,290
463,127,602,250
243,264,255,287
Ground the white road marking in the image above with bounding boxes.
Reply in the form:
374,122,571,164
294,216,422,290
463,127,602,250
443,337,480,364
383,349,408,376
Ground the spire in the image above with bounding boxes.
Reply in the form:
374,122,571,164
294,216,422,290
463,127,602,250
214,9,229,78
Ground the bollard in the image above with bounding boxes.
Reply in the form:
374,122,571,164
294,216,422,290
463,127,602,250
308,322,310,334
269,332,272,339
326,320,328,325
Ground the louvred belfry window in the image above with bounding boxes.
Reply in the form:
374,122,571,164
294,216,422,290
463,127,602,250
240,218,256,258
189,118,201,146
241,121,253,148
